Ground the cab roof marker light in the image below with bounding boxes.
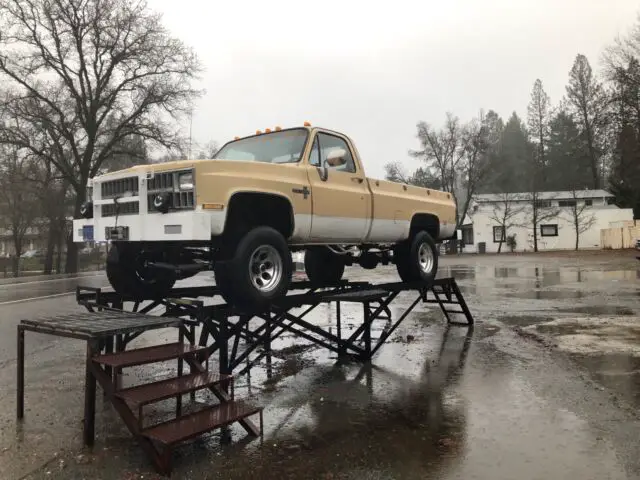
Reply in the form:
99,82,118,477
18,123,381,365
234,136,240,140
265,128,272,133
303,121,311,127
275,126,282,131
256,130,262,135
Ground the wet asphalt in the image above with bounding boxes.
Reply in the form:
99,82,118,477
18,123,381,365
0,251,639,480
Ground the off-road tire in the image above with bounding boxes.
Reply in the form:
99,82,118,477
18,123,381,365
304,247,345,285
393,231,438,283
214,226,292,309
105,243,176,300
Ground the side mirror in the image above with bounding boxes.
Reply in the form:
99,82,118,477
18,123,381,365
326,148,347,167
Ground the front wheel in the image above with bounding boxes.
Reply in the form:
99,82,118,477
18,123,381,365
106,243,176,299
393,231,439,283
214,226,292,309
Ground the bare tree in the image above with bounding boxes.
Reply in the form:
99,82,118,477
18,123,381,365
456,116,492,229
196,140,220,159
410,112,490,228
527,191,559,252
384,161,441,189
488,193,526,253
0,146,39,275
25,159,70,274
563,189,596,250
0,0,202,272
409,112,465,197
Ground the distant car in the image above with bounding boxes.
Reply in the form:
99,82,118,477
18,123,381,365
636,238,640,250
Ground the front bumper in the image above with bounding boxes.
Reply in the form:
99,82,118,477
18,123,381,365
73,210,216,243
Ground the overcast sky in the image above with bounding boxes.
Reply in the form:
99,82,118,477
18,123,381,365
148,0,639,179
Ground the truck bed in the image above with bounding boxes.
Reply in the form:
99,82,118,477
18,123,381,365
365,178,456,243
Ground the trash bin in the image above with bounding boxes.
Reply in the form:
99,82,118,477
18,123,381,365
477,242,486,254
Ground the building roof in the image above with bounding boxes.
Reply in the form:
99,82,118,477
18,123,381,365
473,189,613,203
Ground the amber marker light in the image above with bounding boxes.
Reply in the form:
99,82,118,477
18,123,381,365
275,126,282,131
202,203,224,210
234,136,240,140
256,130,262,135
303,121,311,126
265,128,272,133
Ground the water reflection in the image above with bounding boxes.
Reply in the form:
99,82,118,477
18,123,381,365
237,324,474,479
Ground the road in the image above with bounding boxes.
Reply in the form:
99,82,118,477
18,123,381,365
0,252,638,480
0,272,107,305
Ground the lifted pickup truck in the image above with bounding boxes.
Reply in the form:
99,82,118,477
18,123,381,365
73,123,457,308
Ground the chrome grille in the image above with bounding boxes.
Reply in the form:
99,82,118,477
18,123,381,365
147,169,195,213
101,176,139,199
101,202,140,217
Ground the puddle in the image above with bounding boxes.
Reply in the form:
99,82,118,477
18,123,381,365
572,352,640,406
555,306,636,316
497,315,557,327
521,317,640,357
507,290,587,300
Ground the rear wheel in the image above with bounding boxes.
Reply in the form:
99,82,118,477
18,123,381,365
214,226,292,309
106,243,176,299
393,231,438,283
304,247,345,285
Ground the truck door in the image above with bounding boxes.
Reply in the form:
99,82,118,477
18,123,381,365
305,131,371,242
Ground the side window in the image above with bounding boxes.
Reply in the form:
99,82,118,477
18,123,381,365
309,135,320,167
317,133,356,173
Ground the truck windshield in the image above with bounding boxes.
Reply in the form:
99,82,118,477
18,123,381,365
214,128,309,164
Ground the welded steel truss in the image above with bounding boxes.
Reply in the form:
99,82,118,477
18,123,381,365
76,277,474,378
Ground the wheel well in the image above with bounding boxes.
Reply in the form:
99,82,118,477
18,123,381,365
410,213,439,239
225,192,294,239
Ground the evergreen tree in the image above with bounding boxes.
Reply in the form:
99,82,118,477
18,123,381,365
565,54,608,189
546,110,591,190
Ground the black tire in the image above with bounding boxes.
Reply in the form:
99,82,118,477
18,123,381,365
304,247,345,285
106,243,176,299
214,226,292,309
393,231,439,283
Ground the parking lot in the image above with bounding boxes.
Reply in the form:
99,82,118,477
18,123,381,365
0,250,638,480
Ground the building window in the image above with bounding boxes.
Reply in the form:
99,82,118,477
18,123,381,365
493,226,505,243
584,199,592,207
540,224,558,237
558,200,577,207
535,200,551,208
461,226,474,245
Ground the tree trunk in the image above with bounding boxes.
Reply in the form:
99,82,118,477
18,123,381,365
498,240,503,253
575,223,580,251
12,232,23,277
65,195,84,273
55,230,64,274
43,223,57,275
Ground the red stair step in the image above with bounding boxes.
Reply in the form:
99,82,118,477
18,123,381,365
115,372,231,407
141,400,262,446
93,342,206,368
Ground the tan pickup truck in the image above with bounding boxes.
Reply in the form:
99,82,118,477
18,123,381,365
73,123,457,308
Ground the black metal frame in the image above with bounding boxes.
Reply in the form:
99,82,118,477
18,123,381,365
76,277,474,379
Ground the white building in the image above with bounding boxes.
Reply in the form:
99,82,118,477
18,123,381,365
460,189,635,253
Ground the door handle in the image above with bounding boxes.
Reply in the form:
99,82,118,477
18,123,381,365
351,177,364,184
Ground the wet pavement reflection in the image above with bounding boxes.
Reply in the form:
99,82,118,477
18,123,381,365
0,273,107,303
0,251,639,479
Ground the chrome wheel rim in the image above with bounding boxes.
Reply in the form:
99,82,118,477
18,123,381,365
249,245,283,293
418,242,434,274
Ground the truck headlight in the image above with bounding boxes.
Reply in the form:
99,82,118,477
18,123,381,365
178,172,194,190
